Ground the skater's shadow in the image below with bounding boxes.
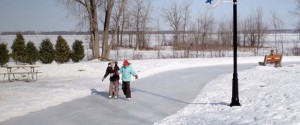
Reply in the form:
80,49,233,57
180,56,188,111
90,88,108,98
132,88,229,106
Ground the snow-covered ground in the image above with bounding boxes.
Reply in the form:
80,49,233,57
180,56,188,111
155,59,300,125
0,56,299,125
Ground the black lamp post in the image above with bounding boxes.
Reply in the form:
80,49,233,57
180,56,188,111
230,0,241,107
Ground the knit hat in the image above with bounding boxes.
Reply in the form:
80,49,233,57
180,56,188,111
123,60,129,66
110,60,117,64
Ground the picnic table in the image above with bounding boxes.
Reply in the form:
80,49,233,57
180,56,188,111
0,65,42,82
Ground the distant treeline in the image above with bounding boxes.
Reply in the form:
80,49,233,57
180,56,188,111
1,29,299,35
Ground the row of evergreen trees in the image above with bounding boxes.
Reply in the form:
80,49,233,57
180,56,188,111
0,33,85,66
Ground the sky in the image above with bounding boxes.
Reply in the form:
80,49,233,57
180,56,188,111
0,0,298,32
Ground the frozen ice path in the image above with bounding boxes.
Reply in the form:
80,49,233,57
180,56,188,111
1,64,256,125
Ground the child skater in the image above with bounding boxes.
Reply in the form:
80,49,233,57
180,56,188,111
102,61,120,99
118,60,138,100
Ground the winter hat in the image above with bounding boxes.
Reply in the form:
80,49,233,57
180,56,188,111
110,60,117,65
123,60,129,66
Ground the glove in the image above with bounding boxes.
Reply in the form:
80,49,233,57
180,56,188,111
135,75,138,79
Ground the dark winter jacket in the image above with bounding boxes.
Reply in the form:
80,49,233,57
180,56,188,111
103,63,120,82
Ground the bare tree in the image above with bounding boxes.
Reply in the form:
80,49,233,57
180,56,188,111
255,8,268,55
114,0,130,47
140,0,152,50
240,18,248,47
196,12,214,57
129,0,152,50
127,14,134,48
109,0,127,59
218,18,232,47
271,11,285,54
118,0,128,47
243,8,267,55
162,1,183,57
244,16,256,47
191,23,200,57
61,0,101,59
290,0,300,56
216,18,232,56
290,0,300,30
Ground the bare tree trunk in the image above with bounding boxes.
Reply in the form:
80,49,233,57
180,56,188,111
193,22,200,58
101,0,115,61
135,21,140,50
131,0,141,50
241,19,247,47
88,0,100,59
271,11,278,53
141,3,151,49
256,8,262,55
195,31,200,58
156,18,161,58
62,0,100,59
120,12,129,47
129,33,133,47
183,0,191,57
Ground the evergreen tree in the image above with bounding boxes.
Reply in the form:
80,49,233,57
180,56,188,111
55,35,70,63
26,41,39,64
0,43,10,66
39,38,55,64
71,40,85,63
11,32,26,63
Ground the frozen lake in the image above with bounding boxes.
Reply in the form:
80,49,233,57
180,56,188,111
0,33,299,60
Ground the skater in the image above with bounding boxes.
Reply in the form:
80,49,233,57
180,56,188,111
118,60,138,100
102,61,120,99
269,49,275,55
258,49,276,66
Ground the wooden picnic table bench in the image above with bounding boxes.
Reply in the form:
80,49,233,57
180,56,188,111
258,54,283,67
0,65,42,82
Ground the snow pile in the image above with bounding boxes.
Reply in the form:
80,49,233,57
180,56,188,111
155,64,300,125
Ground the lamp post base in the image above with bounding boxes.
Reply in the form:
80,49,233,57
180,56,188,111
230,99,241,107
230,76,241,107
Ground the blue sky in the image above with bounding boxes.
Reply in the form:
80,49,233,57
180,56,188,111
0,0,298,32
